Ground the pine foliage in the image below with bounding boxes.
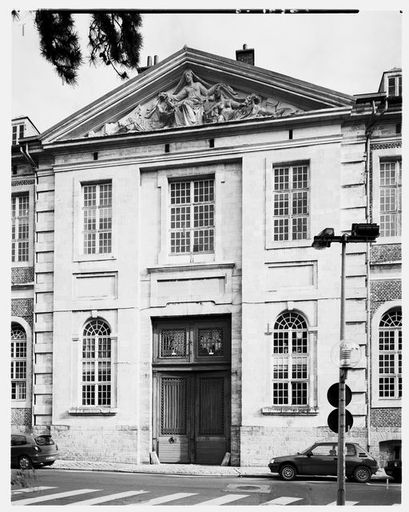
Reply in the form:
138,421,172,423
88,13,143,80
35,11,82,85
27,10,143,84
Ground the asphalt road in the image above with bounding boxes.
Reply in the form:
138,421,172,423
11,469,401,506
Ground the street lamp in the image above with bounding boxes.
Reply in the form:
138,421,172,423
312,223,379,506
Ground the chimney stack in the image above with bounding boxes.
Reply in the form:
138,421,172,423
235,44,255,66
154,55,159,65
147,56,152,67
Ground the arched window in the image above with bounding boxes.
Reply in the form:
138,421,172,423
273,312,309,406
82,319,111,406
379,308,402,399
11,323,27,400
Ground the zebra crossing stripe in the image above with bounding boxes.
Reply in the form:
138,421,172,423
11,486,56,495
326,501,359,506
72,490,148,505
130,492,197,505
12,489,99,506
262,496,304,505
196,494,250,505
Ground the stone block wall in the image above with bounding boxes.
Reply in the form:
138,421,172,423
50,425,140,463
239,425,370,466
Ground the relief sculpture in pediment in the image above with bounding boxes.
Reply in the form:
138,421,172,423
86,68,301,137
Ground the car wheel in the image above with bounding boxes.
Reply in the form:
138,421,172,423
353,465,371,483
279,463,297,481
18,455,32,470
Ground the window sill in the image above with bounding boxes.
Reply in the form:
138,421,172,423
266,240,313,250
261,406,318,416
68,407,118,416
73,254,116,263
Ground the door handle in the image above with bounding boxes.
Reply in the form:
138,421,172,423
169,437,176,444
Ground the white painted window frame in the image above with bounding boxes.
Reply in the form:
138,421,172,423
371,147,401,244
157,167,223,265
70,313,118,413
371,300,402,408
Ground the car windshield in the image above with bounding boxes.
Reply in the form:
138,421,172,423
35,435,55,446
300,444,315,454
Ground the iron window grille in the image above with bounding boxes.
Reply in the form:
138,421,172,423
272,164,309,241
169,178,215,254
82,182,112,255
11,194,29,262
380,160,401,237
198,328,224,356
272,312,309,406
81,319,112,406
379,308,402,399
11,324,27,400
160,329,187,358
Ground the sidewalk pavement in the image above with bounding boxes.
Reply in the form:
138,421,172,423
51,459,390,480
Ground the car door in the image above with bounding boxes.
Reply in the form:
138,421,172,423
305,443,338,476
11,435,26,466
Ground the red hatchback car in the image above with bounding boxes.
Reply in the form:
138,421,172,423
268,442,378,483
11,434,58,469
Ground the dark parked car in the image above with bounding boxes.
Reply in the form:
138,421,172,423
385,459,401,483
11,434,58,469
268,442,378,483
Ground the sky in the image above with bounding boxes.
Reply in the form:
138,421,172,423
10,7,403,134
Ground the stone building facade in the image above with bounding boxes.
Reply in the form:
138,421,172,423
11,48,401,467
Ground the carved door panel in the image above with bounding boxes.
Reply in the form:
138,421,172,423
195,373,229,465
157,374,191,463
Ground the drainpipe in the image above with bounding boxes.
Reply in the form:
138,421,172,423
364,129,372,452
364,101,385,452
19,142,37,169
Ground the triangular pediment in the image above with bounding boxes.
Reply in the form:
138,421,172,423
41,47,354,143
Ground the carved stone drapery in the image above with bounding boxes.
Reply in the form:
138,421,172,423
86,68,301,137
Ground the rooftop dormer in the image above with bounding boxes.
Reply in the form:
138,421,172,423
11,116,40,146
378,68,402,98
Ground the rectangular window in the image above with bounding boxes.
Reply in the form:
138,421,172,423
387,75,402,97
272,331,309,406
82,182,112,254
272,164,309,241
170,178,214,254
379,327,401,399
11,353,27,400
11,194,30,262
380,160,401,237
81,336,111,406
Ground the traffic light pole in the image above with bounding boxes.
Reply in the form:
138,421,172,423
337,236,347,506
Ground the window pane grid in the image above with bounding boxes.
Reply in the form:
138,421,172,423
11,325,27,400
81,320,112,406
170,179,215,254
272,312,309,406
273,165,309,241
83,183,112,254
379,309,402,399
380,160,401,237
11,194,30,262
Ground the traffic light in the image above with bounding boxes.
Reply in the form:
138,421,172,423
327,383,353,433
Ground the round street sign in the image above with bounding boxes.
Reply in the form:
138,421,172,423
327,383,352,408
327,409,353,433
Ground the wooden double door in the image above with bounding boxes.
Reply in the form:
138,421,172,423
154,371,230,464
